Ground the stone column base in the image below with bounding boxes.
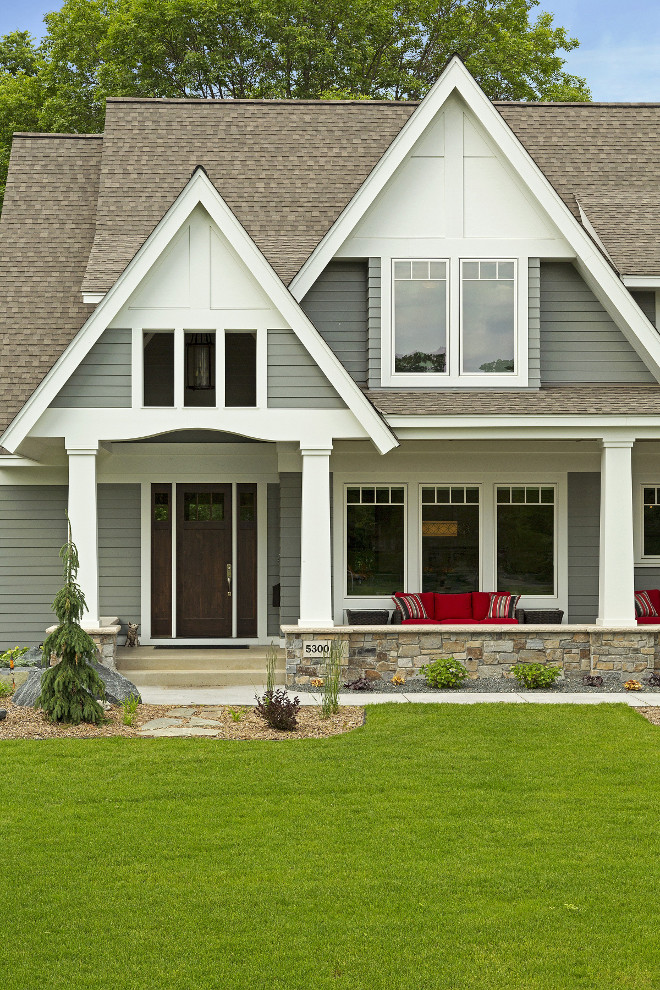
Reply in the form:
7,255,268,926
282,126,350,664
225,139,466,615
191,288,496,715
45,618,120,671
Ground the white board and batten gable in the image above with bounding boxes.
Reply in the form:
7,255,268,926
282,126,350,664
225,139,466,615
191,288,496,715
291,57,660,392
8,172,396,454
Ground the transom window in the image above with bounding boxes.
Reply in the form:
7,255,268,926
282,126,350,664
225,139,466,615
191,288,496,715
642,487,660,557
421,487,480,593
346,486,405,596
496,486,555,595
393,260,448,374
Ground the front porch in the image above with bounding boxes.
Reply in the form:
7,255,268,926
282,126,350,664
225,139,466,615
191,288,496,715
115,645,286,690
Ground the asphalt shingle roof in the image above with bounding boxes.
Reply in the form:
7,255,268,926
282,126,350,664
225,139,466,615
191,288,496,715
4,97,660,439
366,385,660,417
0,134,101,436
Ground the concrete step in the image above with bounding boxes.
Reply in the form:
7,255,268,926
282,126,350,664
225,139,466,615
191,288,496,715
120,668,287,688
116,654,286,673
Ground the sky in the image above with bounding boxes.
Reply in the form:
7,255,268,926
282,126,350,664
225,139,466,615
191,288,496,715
2,0,660,101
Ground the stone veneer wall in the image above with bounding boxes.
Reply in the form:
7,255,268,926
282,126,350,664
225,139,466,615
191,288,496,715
283,626,660,686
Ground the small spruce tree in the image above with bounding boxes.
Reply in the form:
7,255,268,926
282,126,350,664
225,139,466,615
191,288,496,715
37,521,106,725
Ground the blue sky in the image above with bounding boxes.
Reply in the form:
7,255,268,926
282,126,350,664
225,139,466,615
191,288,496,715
2,0,660,101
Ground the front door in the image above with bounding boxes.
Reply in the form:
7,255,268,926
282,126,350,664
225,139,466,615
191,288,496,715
176,484,232,637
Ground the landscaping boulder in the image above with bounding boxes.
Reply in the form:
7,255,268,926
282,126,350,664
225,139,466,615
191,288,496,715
12,662,141,707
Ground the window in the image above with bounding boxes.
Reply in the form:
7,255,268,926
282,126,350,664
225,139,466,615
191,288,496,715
225,331,257,407
421,486,480,593
143,331,174,406
496,486,555,595
642,487,660,556
346,486,405,596
461,260,516,374
184,332,216,407
393,260,448,374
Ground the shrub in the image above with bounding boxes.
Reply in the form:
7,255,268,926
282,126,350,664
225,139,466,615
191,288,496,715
121,693,140,726
255,689,300,731
511,662,561,689
344,677,371,691
36,524,106,725
624,679,642,692
0,679,12,698
419,657,468,689
321,641,344,718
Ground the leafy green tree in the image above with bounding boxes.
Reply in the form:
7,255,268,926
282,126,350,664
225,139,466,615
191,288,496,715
37,523,106,725
0,0,590,207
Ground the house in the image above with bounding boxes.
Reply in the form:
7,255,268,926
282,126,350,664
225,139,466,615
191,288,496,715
2,57,660,680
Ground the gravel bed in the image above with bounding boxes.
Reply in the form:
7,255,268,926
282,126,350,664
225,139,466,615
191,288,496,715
341,674,660,694
0,701,364,740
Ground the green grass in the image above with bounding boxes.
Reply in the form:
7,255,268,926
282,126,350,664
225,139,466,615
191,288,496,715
1,705,660,989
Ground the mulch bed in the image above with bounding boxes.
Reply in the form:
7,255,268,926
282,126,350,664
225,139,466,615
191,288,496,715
637,707,660,726
0,700,364,741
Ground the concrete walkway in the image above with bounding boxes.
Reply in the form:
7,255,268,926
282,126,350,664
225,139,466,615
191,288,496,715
140,685,659,707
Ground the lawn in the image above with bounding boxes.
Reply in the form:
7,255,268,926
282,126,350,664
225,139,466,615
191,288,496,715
1,704,659,989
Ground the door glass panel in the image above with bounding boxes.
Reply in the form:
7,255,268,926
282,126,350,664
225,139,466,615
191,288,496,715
197,492,211,521
154,492,169,521
239,492,255,522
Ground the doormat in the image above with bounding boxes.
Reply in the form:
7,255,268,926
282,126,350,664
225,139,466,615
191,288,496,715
153,644,250,650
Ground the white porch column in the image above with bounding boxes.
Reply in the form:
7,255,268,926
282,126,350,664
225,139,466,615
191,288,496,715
298,447,333,627
597,438,635,627
66,446,99,626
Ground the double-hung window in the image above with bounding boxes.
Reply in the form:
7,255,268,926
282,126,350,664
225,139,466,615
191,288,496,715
345,486,405,596
641,487,660,559
393,260,448,374
460,260,516,374
496,486,555,595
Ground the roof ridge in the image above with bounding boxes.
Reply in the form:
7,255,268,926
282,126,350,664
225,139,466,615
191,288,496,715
105,96,418,106
12,132,103,139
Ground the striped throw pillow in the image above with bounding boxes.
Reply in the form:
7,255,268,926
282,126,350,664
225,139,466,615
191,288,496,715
392,593,429,620
487,592,521,619
634,591,658,617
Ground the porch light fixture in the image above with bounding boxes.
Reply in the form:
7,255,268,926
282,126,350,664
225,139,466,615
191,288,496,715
185,333,215,390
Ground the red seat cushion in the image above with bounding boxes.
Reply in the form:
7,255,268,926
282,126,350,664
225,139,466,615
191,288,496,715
471,592,492,621
437,618,480,625
401,617,441,625
479,617,519,625
432,592,473,621
636,615,660,625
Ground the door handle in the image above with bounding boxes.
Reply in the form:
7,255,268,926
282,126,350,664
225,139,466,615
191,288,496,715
227,563,232,597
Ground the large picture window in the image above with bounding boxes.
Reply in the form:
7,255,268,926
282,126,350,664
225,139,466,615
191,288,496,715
461,260,516,374
421,486,480,593
496,486,555,595
642,487,660,557
346,486,405,596
393,260,448,374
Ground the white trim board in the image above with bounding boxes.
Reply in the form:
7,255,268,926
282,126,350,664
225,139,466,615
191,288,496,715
288,57,660,385
2,169,397,456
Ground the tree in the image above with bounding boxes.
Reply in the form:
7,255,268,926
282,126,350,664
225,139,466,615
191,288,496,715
37,522,106,725
0,0,590,207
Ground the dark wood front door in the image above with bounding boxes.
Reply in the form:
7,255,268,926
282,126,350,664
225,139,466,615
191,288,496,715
176,484,232,638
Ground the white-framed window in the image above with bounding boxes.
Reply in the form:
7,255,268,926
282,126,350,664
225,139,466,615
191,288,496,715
345,485,406,597
460,260,516,375
420,485,481,593
495,485,556,596
640,486,660,560
388,257,523,386
392,259,448,375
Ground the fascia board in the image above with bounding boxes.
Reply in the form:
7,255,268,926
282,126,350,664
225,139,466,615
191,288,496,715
289,57,660,383
386,415,660,431
623,276,660,289
2,170,397,455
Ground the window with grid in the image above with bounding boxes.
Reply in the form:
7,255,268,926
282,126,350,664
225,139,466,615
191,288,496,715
393,260,448,374
496,486,555,595
421,486,480,593
346,486,405,596
461,260,516,374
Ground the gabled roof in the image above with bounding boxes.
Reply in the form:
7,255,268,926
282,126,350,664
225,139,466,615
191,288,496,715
2,168,397,453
